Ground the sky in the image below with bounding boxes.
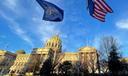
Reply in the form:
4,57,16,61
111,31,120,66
0,0,128,57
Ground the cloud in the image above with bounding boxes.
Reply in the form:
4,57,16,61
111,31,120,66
32,17,69,49
31,0,66,42
0,10,34,47
1,0,66,47
1,0,28,16
116,19,128,29
3,0,18,12
32,17,62,42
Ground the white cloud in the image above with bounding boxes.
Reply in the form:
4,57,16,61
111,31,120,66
116,19,128,29
31,0,66,43
2,0,26,16
32,17,62,42
3,0,18,11
0,10,34,47
1,0,66,47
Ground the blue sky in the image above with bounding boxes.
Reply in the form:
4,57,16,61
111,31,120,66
0,0,128,57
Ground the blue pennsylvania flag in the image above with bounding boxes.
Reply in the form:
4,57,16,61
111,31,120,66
36,0,64,22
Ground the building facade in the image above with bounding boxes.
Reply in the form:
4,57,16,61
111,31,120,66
3,35,99,76
32,36,99,73
0,50,16,75
9,51,41,75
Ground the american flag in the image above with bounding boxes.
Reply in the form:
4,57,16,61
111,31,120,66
88,0,113,22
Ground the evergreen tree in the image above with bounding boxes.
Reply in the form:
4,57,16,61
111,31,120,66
99,36,122,75
108,45,121,75
40,50,64,76
40,58,52,76
59,61,72,76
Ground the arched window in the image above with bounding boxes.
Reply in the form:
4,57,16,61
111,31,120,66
47,43,50,47
55,43,57,47
52,43,54,47
58,44,60,48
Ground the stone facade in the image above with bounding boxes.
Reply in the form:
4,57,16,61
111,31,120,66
9,53,41,75
0,50,16,75
2,35,99,76
33,36,99,73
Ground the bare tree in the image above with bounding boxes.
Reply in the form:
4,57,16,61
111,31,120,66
99,59,108,73
99,36,119,59
98,36,121,74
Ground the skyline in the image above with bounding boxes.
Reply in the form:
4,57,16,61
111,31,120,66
0,0,128,57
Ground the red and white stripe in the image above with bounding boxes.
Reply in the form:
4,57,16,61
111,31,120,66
94,0,113,13
92,0,113,22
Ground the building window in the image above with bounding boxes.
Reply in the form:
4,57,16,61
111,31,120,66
46,43,48,46
55,43,57,47
52,43,54,47
48,43,50,46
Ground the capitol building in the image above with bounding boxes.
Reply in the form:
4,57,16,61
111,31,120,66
0,35,99,76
